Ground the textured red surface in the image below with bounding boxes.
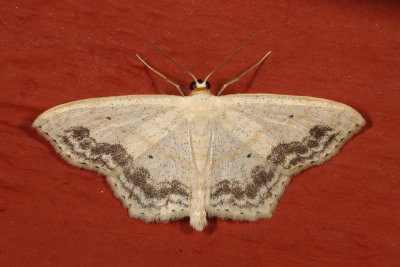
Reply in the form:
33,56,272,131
1,0,399,266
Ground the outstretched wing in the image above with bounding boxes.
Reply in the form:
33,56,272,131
207,94,365,221
33,95,196,223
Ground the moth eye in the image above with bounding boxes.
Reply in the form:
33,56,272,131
189,79,211,90
189,81,196,90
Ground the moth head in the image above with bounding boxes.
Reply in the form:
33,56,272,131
189,79,211,91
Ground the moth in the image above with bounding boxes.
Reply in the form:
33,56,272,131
33,33,365,231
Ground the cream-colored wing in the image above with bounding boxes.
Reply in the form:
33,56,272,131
207,94,365,221
33,95,196,223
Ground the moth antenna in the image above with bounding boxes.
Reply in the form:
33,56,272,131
136,32,198,83
217,51,272,96
203,29,266,83
136,54,185,96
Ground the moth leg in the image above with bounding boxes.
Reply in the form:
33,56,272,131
136,54,185,96
217,51,272,96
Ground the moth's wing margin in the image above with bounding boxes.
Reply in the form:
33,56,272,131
33,95,196,223
207,94,365,221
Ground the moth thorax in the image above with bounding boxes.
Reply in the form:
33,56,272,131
190,88,213,96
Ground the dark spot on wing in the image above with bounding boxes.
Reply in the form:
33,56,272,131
79,140,91,150
267,125,338,168
309,125,331,139
70,127,89,140
210,165,274,203
124,167,190,200
60,126,190,210
210,125,341,211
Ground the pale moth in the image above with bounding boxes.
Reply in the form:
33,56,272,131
33,34,365,231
